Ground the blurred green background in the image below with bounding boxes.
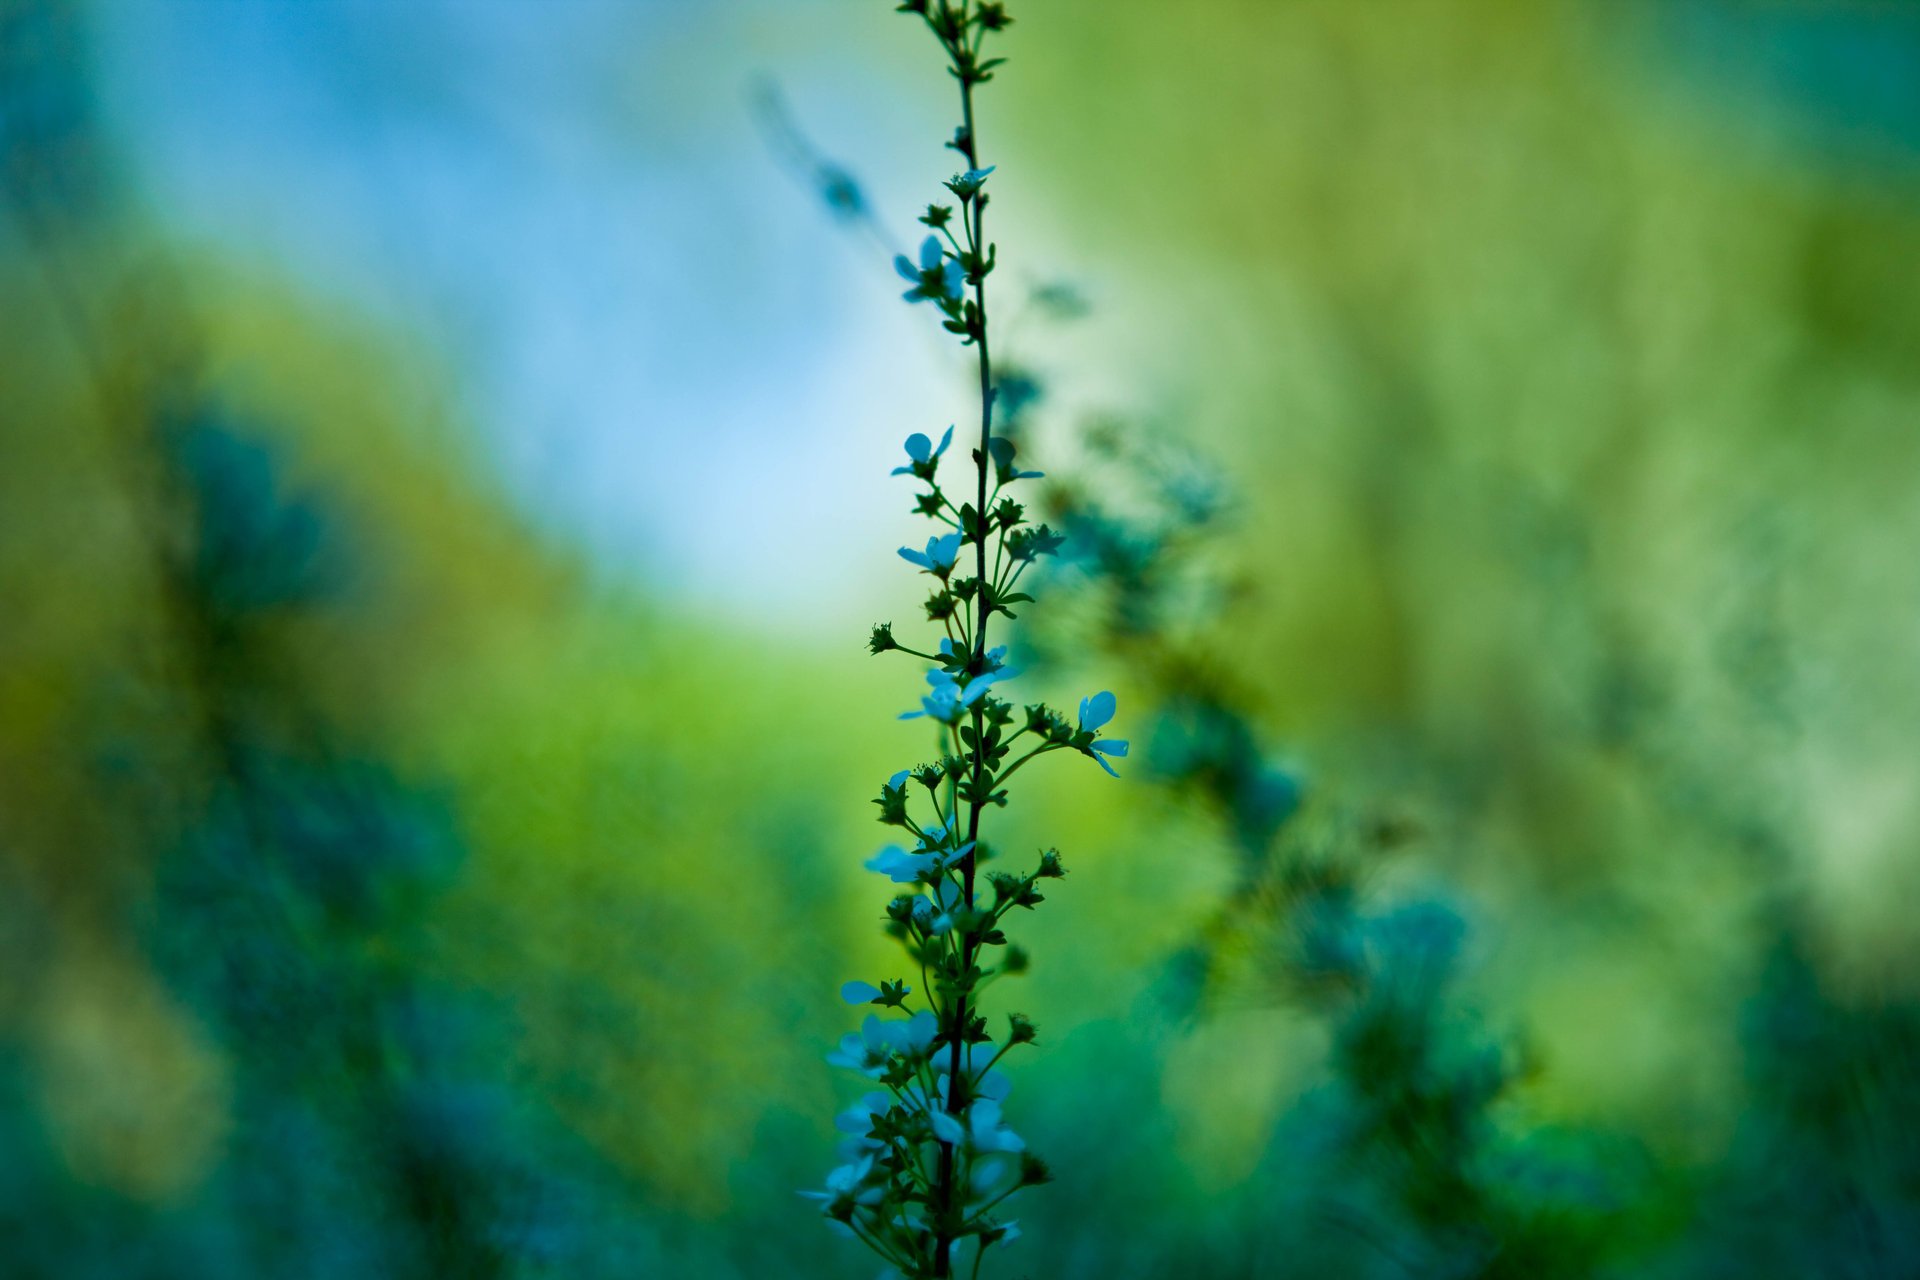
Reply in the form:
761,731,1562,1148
5,0,1920,1275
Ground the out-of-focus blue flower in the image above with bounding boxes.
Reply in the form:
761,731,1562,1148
834,1092,893,1141
987,437,1043,481
899,531,964,573
902,825,975,879
897,1009,939,1056
840,980,883,1004
936,1045,1012,1104
866,843,938,883
971,1152,1020,1200
892,425,955,475
827,1012,939,1076
983,1221,1021,1249
930,1108,965,1146
798,1152,885,1210
913,826,975,866
901,665,1014,723
895,234,964,304
909,878,966,935
963,1099,1024,1154
826,1019,890,1076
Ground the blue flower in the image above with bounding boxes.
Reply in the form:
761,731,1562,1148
935,1045,1012,1104
929,1107,965,1146
981,1221,1022,1249
827,1012,939,1075
895,234,964,304
912,823,975,860
1077,690,1130,777
892,425,955,476
987,437,1044,481
833,1091,893,1142
937,639,1010,672
826,1018,891,1076
898,530,964,573
869,827,971,881
896,1010,939,1056
1089,738,1130,777
962,1099,1024,1154
910,878,966,934
901,665,1014,722
840,980,882,1004
865,843,938,883
798,1152,885,1212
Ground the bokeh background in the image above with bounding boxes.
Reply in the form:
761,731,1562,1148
5,0,1920,1276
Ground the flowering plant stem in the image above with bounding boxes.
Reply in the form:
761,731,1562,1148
807,6,1129,1277
942,22,995,1280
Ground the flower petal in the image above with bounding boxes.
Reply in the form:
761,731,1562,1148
841,980,882,1004
930,1109,965,1145
1079,690,1117,731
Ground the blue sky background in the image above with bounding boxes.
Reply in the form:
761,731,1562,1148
89,0,1055,625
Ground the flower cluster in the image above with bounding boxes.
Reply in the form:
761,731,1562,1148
807,5,1128,1277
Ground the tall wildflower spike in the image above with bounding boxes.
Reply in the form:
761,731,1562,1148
803,5,1124,1277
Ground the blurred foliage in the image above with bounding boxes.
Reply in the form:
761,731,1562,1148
6,0,1920,1276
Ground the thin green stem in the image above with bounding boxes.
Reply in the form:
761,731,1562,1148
932,26,996,1279
991,742,1057,791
